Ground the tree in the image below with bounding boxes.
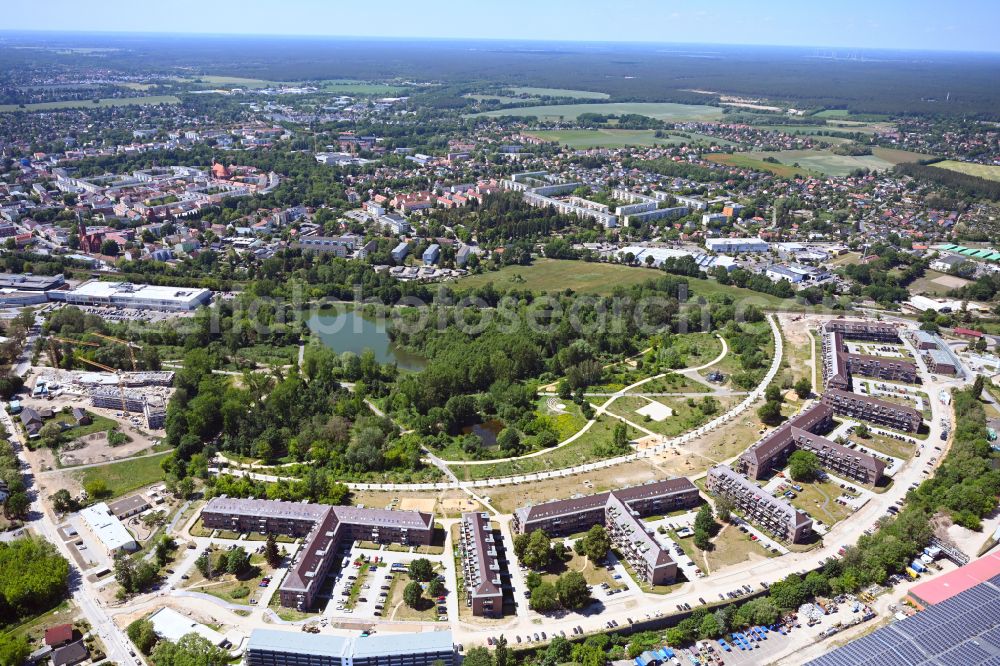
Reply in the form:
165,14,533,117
497,428,522,455
972,374,986,398
150,633,229,666
694,504,718,550
403,581,424,609
84,478,111,500
195,551,214,579
100,239,121,256
581,524,611,563
788,450,821,481
794,377,812,399
462,646,493,666
51,489,77,514
557,380,571,400
555,571,590,609
3,491,29,520
757,400,783,426
854,423,871,439
226,546,249,575
408,558,434,582
699,613,721,639
494,635,510,666
765,384,783,403
153,535,175,568
264,534,281,567
715,497,735,524
0,634,30,666
127,618,158,655
529,581,558,612
522,529,552,570
428,578,445,597
38,421,64,449
613,422,630,450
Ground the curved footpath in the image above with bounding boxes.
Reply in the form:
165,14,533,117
212,314,783,491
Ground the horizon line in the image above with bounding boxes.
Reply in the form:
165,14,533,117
2,28,999,56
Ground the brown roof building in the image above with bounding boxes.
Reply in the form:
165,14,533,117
512,478,700,586
459,512,504,617
707,466,813,543
822,389,923,433
823,320,900,343
201,498,433,610
44,624,75,648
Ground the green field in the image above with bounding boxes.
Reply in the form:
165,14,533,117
508,87,610,99
0,95,180,112
815,109,851,118
709,147,932,177
72,452,169,498
318,80,408,95
465,93,539,104
931,160,1000,182
525,128,733,148
471,102,724,122
455,258,796,309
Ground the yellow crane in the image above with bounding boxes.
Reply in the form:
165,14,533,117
76,357,131,414
90,333,139,372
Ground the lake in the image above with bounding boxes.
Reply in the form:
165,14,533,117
307,309,426,372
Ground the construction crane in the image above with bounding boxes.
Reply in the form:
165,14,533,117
90,333,139,372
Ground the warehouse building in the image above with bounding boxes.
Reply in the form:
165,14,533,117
704,238,769,253
706,466,813,543
201,498,433,610
459,512,504,617
246,629,455,666
79,502,138,554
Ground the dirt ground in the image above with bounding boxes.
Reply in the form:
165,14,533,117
349,489,482,518
398,497,438,513
931,274,970,289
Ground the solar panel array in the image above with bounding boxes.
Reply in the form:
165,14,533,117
806,578,1000,666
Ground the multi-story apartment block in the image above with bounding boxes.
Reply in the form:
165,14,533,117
459,512,504,617
201,498,433,610
738,402,885,485
823,329,917,390
821,389,923,433
512,479,699,586
823,320,900,343
707,466,813,543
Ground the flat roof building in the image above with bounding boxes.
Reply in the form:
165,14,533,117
246,629,454,666
147,607,227,646
79,502,138,554
705,238,769,253
54,281,211,311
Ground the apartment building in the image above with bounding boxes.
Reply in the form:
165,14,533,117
824,320,900,343
201,498,433,610
459,512,504,617
246,629,455,666
512,478,699,586
707,466,813,543
823,329,917,390
821,389,923,433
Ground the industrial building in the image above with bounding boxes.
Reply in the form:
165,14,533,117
706,466,813,543
822,389,923,433
737,402,885,485
54,281,212,311
512,478,700,586
200,498,433,610
246,629,455,666
459,512,504,617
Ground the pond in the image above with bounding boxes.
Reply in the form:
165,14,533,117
462,419,505,447
307,309,426,372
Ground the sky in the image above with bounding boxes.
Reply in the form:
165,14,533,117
5,0,1000,53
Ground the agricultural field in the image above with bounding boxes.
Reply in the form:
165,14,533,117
0,95,180,112
455,258,795,309
525,128,733,148
931,160,1000,182
471,102,724,122
464,94,538,104
708,147,932,177
508,87,610,99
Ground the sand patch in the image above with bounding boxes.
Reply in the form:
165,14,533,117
636,401,673,421
397,497,438,513
932,274,970,289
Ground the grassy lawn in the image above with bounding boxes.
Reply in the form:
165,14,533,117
851,432,916,460
197,557,272,604
452,415,638,481
0,601,75,648
606,395,735,438
931,160,1000,182
455,259,796,309
0,96,180,112
907,270,970,297
386,565,446,621
55,411,120,439
541,548,626,591
267,574,323,621
787,479,853,528
470,102,723,122
626,372,711,394
72,452,169,498
704,524,776,571
706,153,821,178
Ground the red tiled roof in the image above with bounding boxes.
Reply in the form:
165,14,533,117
45,624,74,647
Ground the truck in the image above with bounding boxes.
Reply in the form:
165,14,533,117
910,560,927,573
905,567,920,579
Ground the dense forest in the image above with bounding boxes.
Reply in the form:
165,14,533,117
896,162,1000,202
